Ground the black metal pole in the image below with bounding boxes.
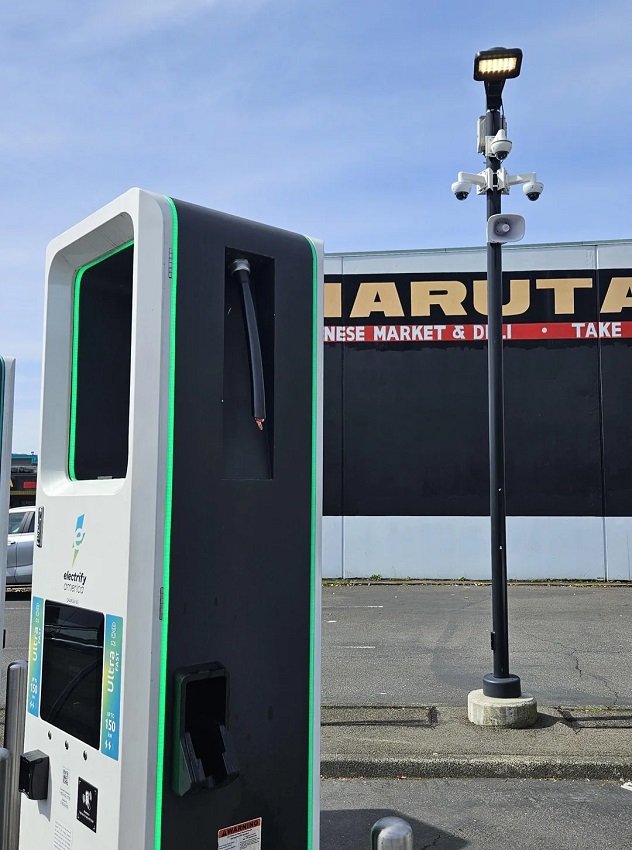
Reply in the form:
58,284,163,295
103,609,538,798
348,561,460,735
482,104,521,699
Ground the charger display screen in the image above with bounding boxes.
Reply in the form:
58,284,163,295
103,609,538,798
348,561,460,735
40,602,104,749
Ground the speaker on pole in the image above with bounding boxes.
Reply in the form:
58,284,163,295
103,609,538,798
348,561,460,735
487,213,525,244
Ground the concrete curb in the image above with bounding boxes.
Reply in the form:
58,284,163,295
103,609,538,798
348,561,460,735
320,755,632,781
321,705,632,781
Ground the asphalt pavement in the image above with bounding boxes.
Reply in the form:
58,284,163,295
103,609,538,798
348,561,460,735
320,580,632,849
321,778,632,850
321,582,632,782
321,583,632,705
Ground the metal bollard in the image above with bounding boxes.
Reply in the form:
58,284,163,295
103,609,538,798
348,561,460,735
371,816,413,850
0,747,11,847
3,660,28,850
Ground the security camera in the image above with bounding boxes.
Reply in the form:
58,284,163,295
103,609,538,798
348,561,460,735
451,180,472,201
523,180,543,201
490,129,512,161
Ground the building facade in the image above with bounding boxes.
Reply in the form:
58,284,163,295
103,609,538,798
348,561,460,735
322,239,632,581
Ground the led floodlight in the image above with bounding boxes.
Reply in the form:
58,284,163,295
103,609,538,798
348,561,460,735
474,47,523,81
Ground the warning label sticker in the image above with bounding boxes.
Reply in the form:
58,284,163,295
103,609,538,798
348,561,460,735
218,817,262,849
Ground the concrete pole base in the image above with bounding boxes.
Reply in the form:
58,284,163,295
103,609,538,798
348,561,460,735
468,688,538,728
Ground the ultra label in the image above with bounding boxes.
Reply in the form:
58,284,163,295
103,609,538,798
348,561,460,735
101,614,123,760
28,596,43,717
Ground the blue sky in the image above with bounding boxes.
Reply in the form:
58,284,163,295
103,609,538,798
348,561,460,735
2,0,632,451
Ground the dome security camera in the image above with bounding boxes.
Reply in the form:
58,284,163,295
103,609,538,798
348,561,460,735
451,180,472,200
490,129,512,161
523,180,543,201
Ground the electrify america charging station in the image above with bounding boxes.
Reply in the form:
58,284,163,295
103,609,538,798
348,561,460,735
0,356,15,663
19,189,323,849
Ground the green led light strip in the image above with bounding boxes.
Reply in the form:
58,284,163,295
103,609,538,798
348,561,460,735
304,235,319,850
155,197,178,850
68,240,134,480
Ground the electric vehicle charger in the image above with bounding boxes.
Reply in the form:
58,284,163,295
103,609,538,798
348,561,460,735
19,190,323,850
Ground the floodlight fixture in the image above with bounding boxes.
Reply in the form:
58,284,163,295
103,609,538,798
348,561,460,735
474,47,523,81
475,47,523,110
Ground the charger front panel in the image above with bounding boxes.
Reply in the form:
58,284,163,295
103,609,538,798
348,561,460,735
20,190,173,850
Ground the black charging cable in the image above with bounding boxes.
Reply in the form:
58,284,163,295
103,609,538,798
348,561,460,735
229,259,266,430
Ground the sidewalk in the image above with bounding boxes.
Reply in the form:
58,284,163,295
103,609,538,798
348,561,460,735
321,704,632,781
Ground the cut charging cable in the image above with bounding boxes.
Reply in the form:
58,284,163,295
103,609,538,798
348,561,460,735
229,259,266,429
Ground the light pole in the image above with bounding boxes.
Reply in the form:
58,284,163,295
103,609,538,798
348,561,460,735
451,47,544,699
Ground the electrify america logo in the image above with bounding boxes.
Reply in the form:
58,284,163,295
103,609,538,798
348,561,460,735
64,514,87,596
72,514,86,566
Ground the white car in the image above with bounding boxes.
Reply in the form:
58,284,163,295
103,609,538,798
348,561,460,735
6,506,35,586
